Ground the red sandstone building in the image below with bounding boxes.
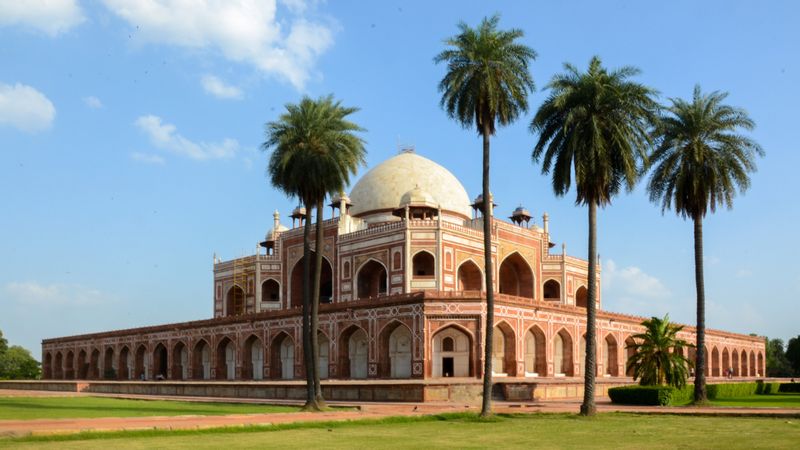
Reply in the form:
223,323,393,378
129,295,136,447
41,150,765,388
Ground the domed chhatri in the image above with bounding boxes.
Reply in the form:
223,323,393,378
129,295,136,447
41,151,765,394
348,150,471,222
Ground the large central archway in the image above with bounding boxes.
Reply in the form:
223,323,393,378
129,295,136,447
456,260,482,292
498,253,534,298
356,260,387,299
289,254,333,308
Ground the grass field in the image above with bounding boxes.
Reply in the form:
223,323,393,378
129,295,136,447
0,397,298,420
709,392,800,408
1,413,798,449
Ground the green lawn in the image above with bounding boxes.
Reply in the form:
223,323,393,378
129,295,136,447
0,396,298,420
708,392,800,408
2,413,798,449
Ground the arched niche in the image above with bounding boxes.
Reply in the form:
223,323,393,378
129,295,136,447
356,260,387,299
226,285,245,317
524,326,547,376
457,260,482,292
498,253,534,299
543,280,561,301
412,251,435,278
432,326,472,378
289,254,333,308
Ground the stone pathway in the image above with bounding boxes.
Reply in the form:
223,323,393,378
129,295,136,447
0,389,797,438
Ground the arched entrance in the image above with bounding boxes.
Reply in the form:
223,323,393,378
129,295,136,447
385,325,413,378
54,352,64,379
65,350,75,379
498,253,534,298
492,323,516,376
317,332,330,379
153,343,168,380
432,327,471,378
270,333,294,379
242,335,264,380
261,279,280,303
289,255,333,308
344,328,369,379
89,349,100,379
134,345,147,380
192,340,211,380
226,285,245,317
625,337,637,377
412,251,435,278
605,334,619,376
118,347,130,380
456,260,482,291
356,260,387,299
524,326,546,376
554,329,574,376
43,353,52,379
711,347,720,377
103,347,114,379
722,348,730,377
172,342,188,380
732,350,740,377
741,349,749,376
755,352,762,376
77,350,88,379
543,280,561,301
216,337,236,380
575,286,588,308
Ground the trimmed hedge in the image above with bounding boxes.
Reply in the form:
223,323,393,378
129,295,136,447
779,383,800,393
609,381,790,406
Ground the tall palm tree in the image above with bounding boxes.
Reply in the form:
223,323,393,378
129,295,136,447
531,56,658,416
264,95,366,410
647,85,763,403
435,14,536,417
626,315,692,388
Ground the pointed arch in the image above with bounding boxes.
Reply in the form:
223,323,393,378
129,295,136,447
575,286,588,308
492,321,517,376
731,349,740,377
711,346,720,377
226,285,245,317
378,320,413,378
117,346,130,380
103,347,115,379
553,328,573,376
722,348,730,377
289,254,334,308
317,331,330,379
604,334,619,376
216,336,236,380
412,250,435,278
543,279,561,301
338,325,369,379
432,325,473,377
625,336,638,377
134,344,147,380
355,259,388,299
77,349,88,379
524,325,546,376
192,339,211,380
498,252,534,298
269,332,295,379
171,341,188,380
261,279,280,303
53,352,64,379
242,334,264,380
64,350,75,380
43,352,53,379
456,259,482,292
756,351,763,377
89,348,101,379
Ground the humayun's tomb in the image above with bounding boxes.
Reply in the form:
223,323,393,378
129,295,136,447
37,150,766,402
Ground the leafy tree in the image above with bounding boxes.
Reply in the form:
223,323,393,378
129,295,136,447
435,14,536,417
264,95,366,410
531,56,657,415
765,338,791,377
0,346,41,380
0,330,7,354
647,86,764,402
786,335,800,376
626,315,692,388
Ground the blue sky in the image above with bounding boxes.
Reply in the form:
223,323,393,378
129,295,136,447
1,1,798,357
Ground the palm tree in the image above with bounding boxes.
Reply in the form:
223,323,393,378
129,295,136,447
264,95,366,410
531,56,658,416
627,315,693,388
647,85,763,403
435,15,536,417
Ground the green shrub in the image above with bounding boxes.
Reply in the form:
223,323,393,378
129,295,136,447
755,381,782,394
779,383,800,393
707,382,758,398
608,385,692,406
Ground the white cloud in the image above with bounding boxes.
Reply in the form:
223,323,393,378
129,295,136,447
83,95,103,109
3,281,107,307
0,0,85,36
135,114,238,160
130,151,165,165
736,268,753,278
201,75,243,100
603,259,671,299
0,82,56,132
280,0,308,14
101,0,334,89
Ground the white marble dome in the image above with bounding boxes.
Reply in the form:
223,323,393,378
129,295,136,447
349,151,471,219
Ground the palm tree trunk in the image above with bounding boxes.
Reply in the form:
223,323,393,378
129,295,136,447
693,213,707,403
301,201,318,410
580,201,597,416
480,125,494,418
312,199,326,408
